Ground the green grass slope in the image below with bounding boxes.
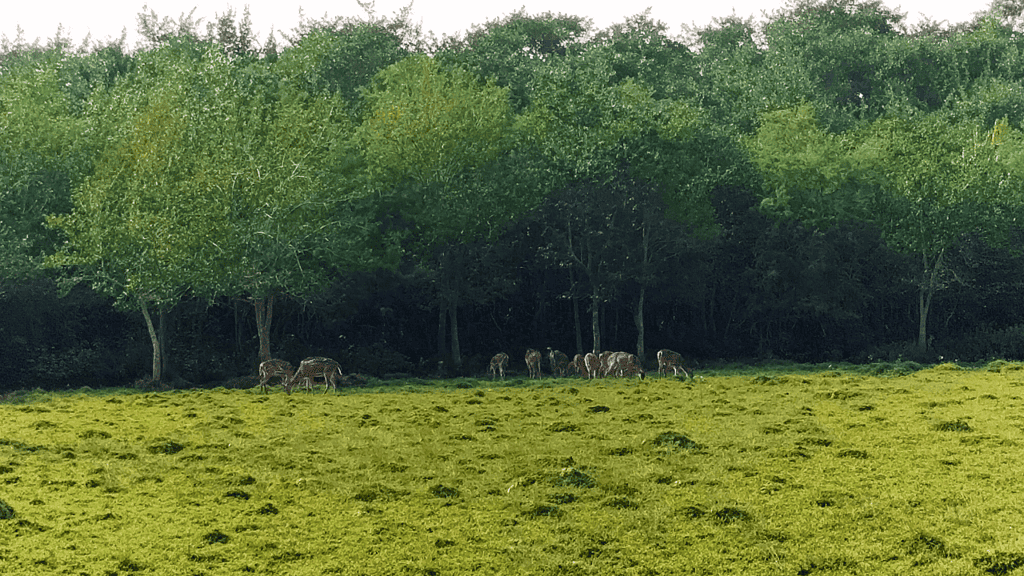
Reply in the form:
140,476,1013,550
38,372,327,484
3,365,1024,574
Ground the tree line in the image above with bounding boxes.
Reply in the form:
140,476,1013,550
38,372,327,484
5,0,1024,389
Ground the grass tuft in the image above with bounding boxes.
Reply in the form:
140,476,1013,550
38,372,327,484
934,419,973,432
202,530,229,545
651,431,702,450
146,439,186,454
974,551,1024,575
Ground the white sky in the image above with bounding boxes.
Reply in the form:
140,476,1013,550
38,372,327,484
2,0,991,49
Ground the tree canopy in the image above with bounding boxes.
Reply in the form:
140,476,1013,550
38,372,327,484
10,1,1024,389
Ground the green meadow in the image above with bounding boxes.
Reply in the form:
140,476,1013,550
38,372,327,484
4,363,1024,575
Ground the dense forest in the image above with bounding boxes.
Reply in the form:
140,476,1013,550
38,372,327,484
5,0,1024,390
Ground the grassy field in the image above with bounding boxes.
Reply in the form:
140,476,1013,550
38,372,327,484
3,362,1024,575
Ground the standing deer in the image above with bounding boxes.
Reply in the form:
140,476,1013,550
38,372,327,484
286,357,343,394
525,349,542,379
570,354,586,377
657,349,691,378
258,359,294,393
547,348,570,377
489,353,510,380
583,352,600,379
598,351,615,377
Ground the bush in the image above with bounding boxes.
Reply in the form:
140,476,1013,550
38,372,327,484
944,325,1024,362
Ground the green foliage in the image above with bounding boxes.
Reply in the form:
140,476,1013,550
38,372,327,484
587,10,696,99
435,10,590,113
359,55,513,188
0,46,102,277
745,104,877,223
47,42,374,305
275,23,408,112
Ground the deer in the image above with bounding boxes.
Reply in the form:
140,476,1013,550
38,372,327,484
258,359,294,393
547,348,570,377
598,351,615,377
583,352,600,379
602,351,645,379
525,349,542,379
657,349,691,378
570,354,586,377
488,353,509,380
614,353,646,380
286,357,343,394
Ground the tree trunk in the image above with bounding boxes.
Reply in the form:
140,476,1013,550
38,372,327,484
917,250,944,354
139,296,161,382
634,286,646,363
591,285,601,353
437,303,447,360
570,267,583,356
233,300,245,356
254,295,274,364
635,217,649,363
573,295,583,356
158,305,172,380
449,295,462,369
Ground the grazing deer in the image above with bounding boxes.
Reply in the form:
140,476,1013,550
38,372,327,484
615,353,646,380
598,351,615,377
600,351,621,378
489,353,509,380
525,349,542,379
600,351,645,379
547,348,570,377
286,357,342,394
258,359,294,393
570,354,586,377
657,349,691,378
584,352,600,379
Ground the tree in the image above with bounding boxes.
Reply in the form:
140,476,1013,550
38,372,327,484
587,10,696,100
763,0,906,120
866,112,1024,352
357,55,514,368
47,43,375,380
435,9,591,112
0,43,114,286
749,104,1024,354
517,49,708,357
276,19,410,115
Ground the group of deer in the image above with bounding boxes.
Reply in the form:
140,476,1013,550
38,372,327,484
488,348,690,381
257,357,342,394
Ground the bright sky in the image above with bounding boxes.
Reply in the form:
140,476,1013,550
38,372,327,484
2,0,990,48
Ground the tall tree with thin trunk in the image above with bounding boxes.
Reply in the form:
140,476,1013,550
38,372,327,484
47,42,378,377
357,54,514,369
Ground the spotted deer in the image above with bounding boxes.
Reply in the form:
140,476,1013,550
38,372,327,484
583,352,600,379
657,349,691,378
489,353,509,380
258,359,294,393
547,348,570,377
598,351,615,377
286,357,342,394
614,353,646,380
570,354,586,377
525,349,542,379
